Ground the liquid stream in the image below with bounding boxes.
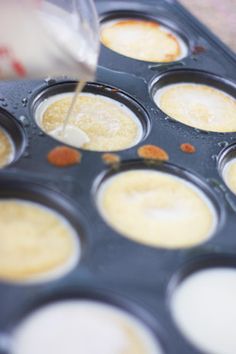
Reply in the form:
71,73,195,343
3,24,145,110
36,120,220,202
52,81,90,147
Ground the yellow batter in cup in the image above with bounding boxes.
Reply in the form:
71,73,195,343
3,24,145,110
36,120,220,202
100,19,187,62
36,92,143,151
0,200,80,283
155,83,236,132
97,169,217,248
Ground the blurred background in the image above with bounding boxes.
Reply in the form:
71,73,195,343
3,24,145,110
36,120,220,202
180,0,236,52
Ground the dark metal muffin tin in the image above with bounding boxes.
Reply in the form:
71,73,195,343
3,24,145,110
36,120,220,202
0,0,236,353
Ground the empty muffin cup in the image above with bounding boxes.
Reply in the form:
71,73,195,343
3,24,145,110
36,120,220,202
95,163,219,249
170,256,236,354
152,70,236,132
0,180,82,283
100,15,188,62
33,82,148,152
9,299,163,354
0,108,25,167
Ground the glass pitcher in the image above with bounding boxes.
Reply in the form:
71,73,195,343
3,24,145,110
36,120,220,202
0,0,100,80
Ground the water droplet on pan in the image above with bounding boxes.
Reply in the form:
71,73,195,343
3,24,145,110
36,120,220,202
44,77,56,85
211,154,218,161
218,141,229,148
21,97,28,106
23,151,30,158
19,115,30,126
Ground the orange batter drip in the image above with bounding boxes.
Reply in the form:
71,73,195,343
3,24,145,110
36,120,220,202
102,153,120,165
137,144,169,161
180,143,196,154
47,146,81,167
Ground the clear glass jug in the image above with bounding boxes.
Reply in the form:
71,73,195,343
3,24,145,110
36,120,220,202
0,0,100,80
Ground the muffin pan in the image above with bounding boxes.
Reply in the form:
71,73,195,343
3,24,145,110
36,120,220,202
0,0,236,353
